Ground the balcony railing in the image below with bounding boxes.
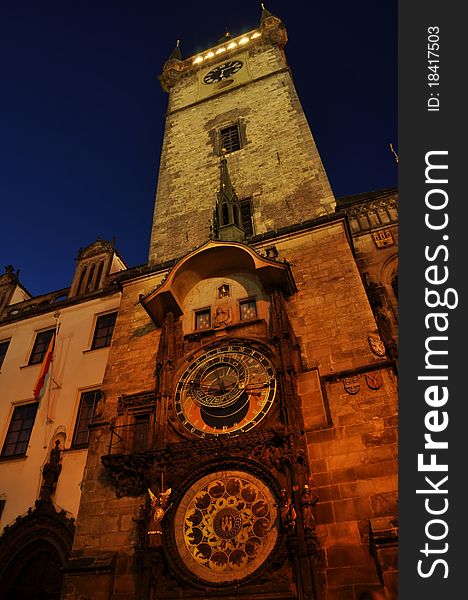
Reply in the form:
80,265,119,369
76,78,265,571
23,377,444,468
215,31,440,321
107,421,153,455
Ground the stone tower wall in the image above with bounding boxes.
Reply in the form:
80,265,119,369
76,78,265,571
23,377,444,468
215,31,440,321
149,43,335,265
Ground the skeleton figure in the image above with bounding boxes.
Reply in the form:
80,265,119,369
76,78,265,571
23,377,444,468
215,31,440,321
147,487,172,535
301,485,319,533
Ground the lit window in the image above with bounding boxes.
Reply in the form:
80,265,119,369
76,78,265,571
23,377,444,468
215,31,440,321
195,309,211,330
1,403,38,457
239,299,257,321
29,329,54,365
0,339,10,369
91,312,117,349
72,390,101,447
220,125,241,153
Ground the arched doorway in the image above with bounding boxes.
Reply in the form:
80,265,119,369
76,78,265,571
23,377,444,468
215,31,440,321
0,499,74,600
6,540,63,600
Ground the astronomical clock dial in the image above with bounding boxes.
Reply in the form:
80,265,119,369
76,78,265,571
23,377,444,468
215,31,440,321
203,60,243,84
174,344,276,438
174,470,279,583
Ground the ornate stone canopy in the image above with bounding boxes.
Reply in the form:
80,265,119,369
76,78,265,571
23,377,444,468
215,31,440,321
141,240,296,326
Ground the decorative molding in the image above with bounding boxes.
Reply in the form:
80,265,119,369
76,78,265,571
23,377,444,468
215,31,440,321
117,391,157,415
102,429,295,498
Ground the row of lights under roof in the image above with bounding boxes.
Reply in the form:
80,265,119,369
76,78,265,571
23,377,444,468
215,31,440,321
192,32,262,65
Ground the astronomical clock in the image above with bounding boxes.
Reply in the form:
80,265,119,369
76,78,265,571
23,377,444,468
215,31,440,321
98,9,327,600
173,470,279,585
63,7,398,600
115,238,318,600
174,343,276,438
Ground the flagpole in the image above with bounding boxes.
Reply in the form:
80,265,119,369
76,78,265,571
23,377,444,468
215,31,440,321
43,311,61,448
389,142,399,164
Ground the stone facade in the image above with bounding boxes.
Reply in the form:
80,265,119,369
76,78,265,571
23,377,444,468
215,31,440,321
149,27,335,266
62,8,398,600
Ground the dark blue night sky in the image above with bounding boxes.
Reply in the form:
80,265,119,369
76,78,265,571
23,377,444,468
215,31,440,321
0,1,397,296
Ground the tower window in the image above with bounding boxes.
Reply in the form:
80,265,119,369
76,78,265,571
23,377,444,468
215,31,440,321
195,308,211,331
239,298,257,321
240,199,254,237
218,284,230,298
72,390,101,447
132,414,150,451
0,339,10,369
91,312,117,349
85,264,96,293
29,329,55,365
1,403,39,457
222,203,229,225
77,267,87,295
94,260,105,291
220,125,241,153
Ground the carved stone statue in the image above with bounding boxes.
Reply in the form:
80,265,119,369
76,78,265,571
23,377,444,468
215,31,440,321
213,306,232,328
301,485,319,533
278,488,296,535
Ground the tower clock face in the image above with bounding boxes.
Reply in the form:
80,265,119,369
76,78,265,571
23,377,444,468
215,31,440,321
203,60,243,84
174,344,276,438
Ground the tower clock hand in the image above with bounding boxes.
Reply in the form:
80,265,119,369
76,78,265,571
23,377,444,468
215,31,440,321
215,367,226,393
244,382,269,390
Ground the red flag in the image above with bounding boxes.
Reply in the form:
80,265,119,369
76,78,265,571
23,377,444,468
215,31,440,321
33,333,55,400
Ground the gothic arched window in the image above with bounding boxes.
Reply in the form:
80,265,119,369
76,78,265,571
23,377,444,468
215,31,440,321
222,204,229,225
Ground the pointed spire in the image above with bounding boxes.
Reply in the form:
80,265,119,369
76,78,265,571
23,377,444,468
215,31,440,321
260,3,274,21
167,39,182,61
212,153,244,242
218,28,232,45
217,150,237,204
160,40,184,93
259,3,287,48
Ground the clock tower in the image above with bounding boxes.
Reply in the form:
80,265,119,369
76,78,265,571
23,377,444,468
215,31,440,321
63,7,398,600
148,7,335,265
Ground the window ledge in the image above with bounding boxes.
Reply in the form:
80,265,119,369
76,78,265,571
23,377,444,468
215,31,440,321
82,346,109,355
0,454,28,463
184,317,265,340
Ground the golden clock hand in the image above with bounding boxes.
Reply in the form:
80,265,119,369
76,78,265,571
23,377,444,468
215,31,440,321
244,382,269,389
214,367,226,393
